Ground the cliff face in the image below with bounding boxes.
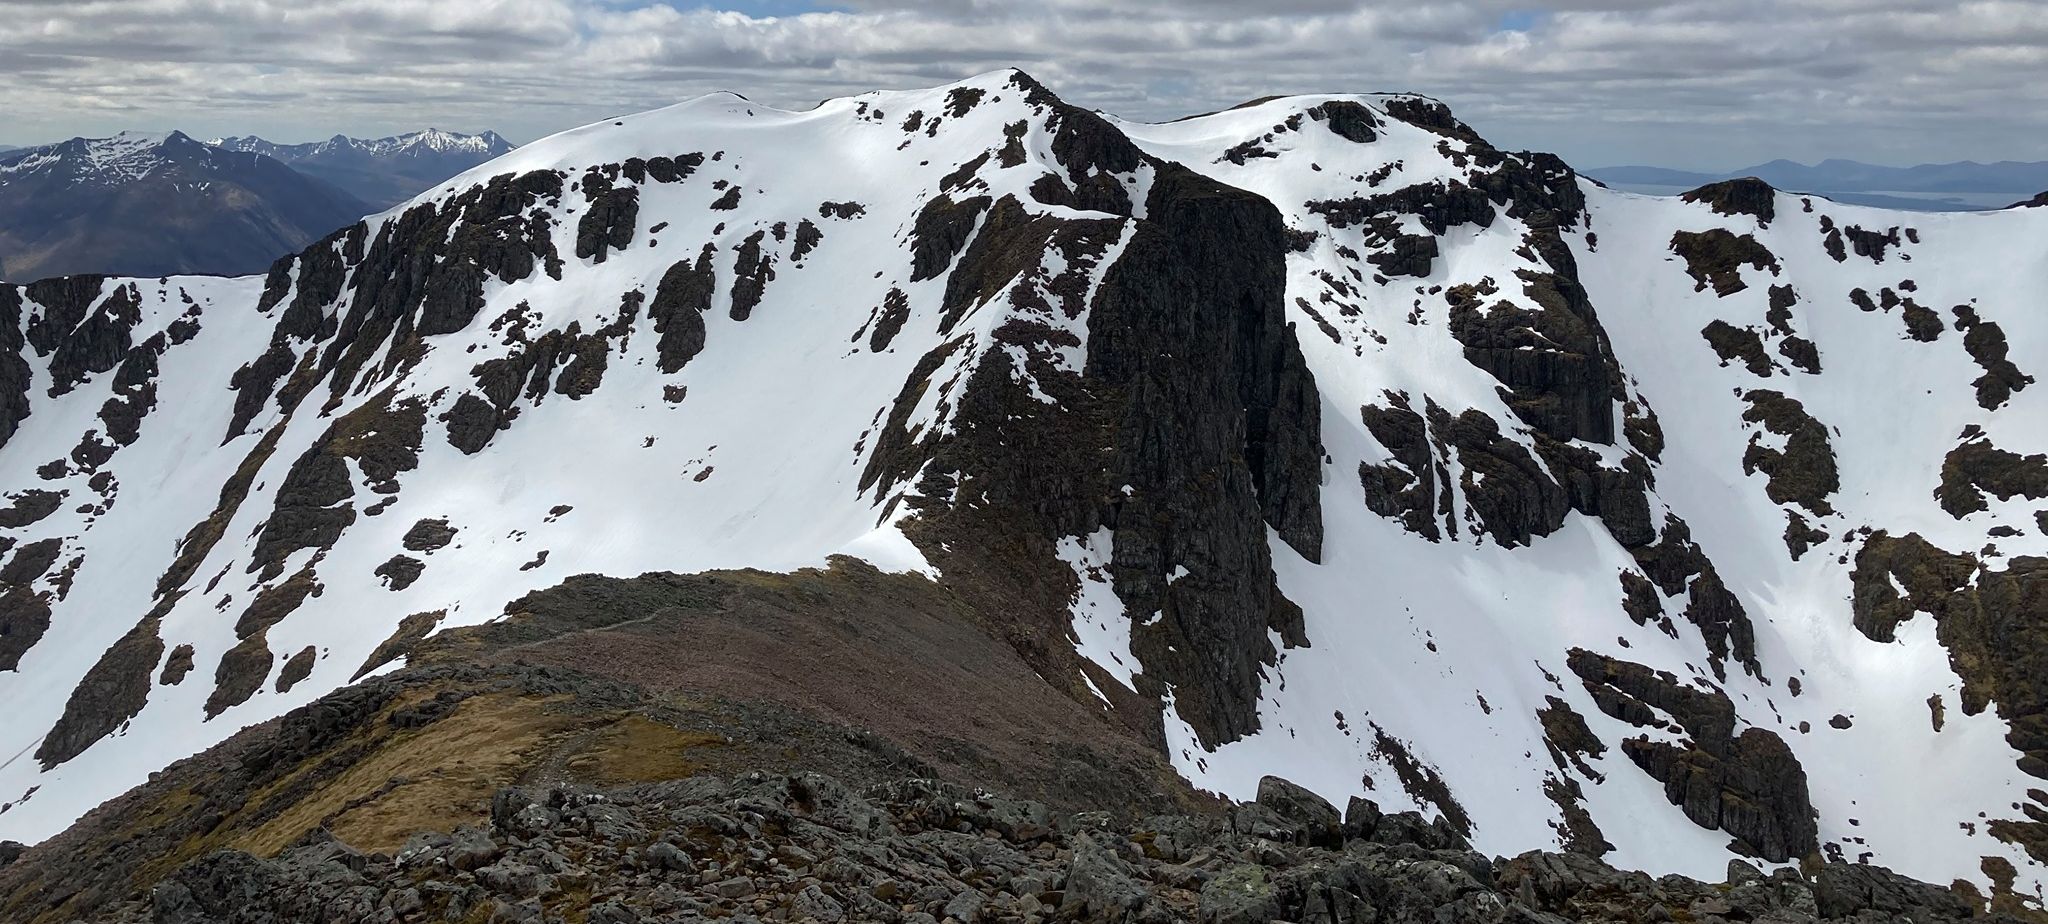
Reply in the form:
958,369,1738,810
0,70,2044,899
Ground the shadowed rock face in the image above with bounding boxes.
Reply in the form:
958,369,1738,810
1083,166,1323,745
849,77,1325,752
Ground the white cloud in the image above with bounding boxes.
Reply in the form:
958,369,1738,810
0,0,2043,169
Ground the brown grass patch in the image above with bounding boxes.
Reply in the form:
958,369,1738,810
230,690,567,856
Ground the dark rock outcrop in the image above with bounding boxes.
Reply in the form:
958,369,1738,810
1849,533,2048,854
865,144,1324,751
909,194,991,282
274,645,317,693
1360,395,1446,542
1952,305,2035,410
0,585,53,672
1072,165,1323,745
1569,649,1818,862
35,618,166,769
649,244,717,373
158,644,195,686
1307,100,1380,143
1702,320,1777,376
727,230,775,322
574,183,639,263
249,392,426,578
866,287,911,353
1740,390,1839,515
1671,229,1780,296
1682,177,1777,224
375,555,426,591
1937,436,2048,518
232,565,321,640
204,631,275,719
401,518,458,552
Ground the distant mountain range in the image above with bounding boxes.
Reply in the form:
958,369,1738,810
0,128,516,281
1588,158,2048,207
0,131,367,282
212,128,515,209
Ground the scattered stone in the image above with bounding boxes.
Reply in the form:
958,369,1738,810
45,767,1992,924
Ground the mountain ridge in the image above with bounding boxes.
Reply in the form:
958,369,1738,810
212,128,517,209
0,131,367,282
0,70,2042,914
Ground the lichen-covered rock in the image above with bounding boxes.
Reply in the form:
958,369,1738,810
1060,833,1147,920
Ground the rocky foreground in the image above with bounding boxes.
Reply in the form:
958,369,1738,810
55,768,2028,924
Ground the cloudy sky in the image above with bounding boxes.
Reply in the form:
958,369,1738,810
2,0,2042,170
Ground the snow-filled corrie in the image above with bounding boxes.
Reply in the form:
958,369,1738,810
1121,93,2047,889
0,71,2044,897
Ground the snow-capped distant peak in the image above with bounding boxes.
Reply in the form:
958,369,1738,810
0,130,218,185
213,128,515,161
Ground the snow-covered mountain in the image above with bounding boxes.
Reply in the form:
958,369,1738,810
0,132,368,282
215,128,512,160
0,70,2042,898
212,129,517,209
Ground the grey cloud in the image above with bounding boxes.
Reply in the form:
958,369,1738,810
0,0,2042,171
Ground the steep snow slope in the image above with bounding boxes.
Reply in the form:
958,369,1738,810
0,71,1155,845
1,71,2043,895
1118,96,2047,887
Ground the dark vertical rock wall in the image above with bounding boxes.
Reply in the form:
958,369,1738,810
1084,166,1322,747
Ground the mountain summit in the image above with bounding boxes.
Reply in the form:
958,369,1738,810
0,131,367,282
0,71,2043,917
212,128,517,208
